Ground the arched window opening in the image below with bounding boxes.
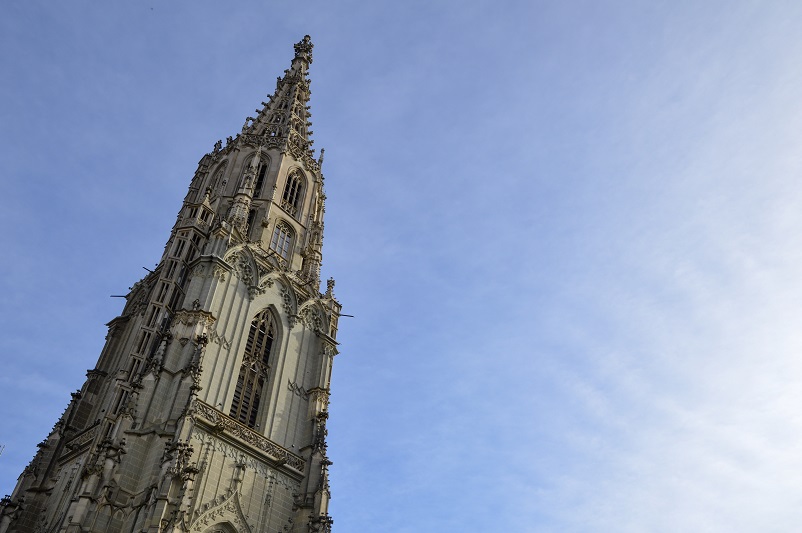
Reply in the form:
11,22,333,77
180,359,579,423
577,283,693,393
229,310,275,428
281,172,304,216
270,221,293,260
242,155,269,197
246,209,257,232
211,163,228,194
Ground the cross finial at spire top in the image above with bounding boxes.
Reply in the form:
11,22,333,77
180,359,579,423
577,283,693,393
294,35,314,65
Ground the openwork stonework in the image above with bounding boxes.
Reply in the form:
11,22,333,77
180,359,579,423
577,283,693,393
2,36,342,533
194,401,305,472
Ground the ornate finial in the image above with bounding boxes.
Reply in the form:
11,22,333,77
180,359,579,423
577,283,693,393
326,278,335,297
318,148,325,168
294,35,314,65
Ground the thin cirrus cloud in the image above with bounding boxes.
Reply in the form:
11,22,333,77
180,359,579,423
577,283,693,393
3,2,802,532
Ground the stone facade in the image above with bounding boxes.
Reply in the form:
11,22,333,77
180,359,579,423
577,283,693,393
1,36,341,533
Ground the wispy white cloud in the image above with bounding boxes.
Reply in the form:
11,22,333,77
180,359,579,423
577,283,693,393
4,1,802,531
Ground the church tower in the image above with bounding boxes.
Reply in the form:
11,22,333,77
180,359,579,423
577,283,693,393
1,36,341,533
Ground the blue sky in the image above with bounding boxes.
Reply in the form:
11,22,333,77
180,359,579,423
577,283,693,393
3,1,802,531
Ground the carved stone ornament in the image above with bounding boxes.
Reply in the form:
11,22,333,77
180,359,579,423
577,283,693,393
240,133,283,151
64,425,99,451
229,249,271,292
322,342,338,358
325,277,335,297
279,285,296,328
308,387,330,411
235,254,254,286
213,266,228,281
193,401,305,472
298,305,323,334
172,309,216,329
253,260,270,277
285,138,320,174
248,277,274,300
188,489,253,533
294,34,313,63
308,514,334,533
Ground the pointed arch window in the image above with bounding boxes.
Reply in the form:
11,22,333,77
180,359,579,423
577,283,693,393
210,162,228,194
242,155,269,197
247,208,257,230
270,221,293,260
229,310,276,428
280,172,304,217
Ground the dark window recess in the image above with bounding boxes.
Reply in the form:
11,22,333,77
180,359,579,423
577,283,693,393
168,287,183,310
254,163,268,197
229,309,276,429
281,173,303,216
165,261,178,279
173,239,187,258
177,265,188,287
247,209,258,232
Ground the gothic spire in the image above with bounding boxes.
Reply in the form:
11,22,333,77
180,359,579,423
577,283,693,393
244,36,316,160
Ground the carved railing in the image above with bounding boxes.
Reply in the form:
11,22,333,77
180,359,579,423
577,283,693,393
194,401,305,472
64,422,100,451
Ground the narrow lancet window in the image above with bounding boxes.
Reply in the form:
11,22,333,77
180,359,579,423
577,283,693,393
270,221,293,259
281,172,304,216
229,310,276,428
210,162,228,194
254,163,268,197
242,155,269,197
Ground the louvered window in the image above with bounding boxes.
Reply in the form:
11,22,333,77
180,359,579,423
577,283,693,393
280,172,303,216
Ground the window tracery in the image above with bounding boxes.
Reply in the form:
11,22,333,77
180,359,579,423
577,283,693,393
242,155,270,197
229,310,276,428
269,221,293,260
210,163,228,194
280,171,304,216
